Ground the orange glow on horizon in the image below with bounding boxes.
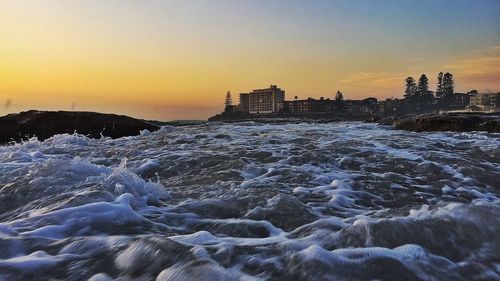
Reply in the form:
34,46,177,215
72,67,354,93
1,1,499,120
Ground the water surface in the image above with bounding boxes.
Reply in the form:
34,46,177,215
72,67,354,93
0,122,499,280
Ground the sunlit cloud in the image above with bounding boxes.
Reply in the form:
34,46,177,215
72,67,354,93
443,46,500,91
338,72,403,99
340,72,402,89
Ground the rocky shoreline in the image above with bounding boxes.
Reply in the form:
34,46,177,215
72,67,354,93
0,110,160,144
381,113,500,133
1,111,498,145
209,112,500,133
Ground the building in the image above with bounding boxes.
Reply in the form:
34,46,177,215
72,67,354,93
379,98,405,115
239,93,250,113
345,98,379,114
284,99,311,113
285,98,326,113
446,93,470,110
284,97,349,114
245,85,285,114
469,92,500,112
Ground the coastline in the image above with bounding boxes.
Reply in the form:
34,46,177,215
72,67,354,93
2,110,498,145
382,112,500,133
208,112,382,123
209,111,500,133
0,110,160,144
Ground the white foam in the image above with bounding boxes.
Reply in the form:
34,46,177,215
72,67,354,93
169,231,221,245
88,273,114,281
0,251,77,272
16,193,144,239
0,122,498,280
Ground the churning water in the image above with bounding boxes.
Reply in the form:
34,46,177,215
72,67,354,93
0,122,499,281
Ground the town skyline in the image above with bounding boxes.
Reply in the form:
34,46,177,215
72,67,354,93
212,71,499,122
1,1,499,120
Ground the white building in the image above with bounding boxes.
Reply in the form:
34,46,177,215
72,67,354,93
469,92,500,112
244,85,285,114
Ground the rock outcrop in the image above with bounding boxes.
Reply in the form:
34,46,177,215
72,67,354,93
0,110,160,144
389,113,500,133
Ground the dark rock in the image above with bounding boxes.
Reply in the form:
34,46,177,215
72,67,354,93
378,116,397,126
393,113,500,133
0,110,160,144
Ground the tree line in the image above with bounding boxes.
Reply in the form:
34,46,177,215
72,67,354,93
404,72,454,100
401,72,456,112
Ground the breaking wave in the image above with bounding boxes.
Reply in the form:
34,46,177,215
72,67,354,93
0,122,498,280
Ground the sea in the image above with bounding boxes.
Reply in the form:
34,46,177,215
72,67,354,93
0,121,498,281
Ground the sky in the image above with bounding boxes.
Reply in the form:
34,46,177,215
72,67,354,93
1,0,499,120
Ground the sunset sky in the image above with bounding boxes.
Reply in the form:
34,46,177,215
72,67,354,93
1,0,499,120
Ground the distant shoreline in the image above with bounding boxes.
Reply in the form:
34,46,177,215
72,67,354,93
208,112,383,122
1,110,498,145
208,112,500,133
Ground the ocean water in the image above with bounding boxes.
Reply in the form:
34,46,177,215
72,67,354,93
0,122,499,281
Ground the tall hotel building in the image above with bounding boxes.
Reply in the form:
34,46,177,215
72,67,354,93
239,85,285,114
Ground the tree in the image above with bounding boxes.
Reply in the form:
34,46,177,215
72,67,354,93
417,74,429,96
335,90,344,101
436,72,444,98
225,91,232,107
467,90,478,96
335,90,345,112
404,77,417,99
442,72,454,98
224,91,233,113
